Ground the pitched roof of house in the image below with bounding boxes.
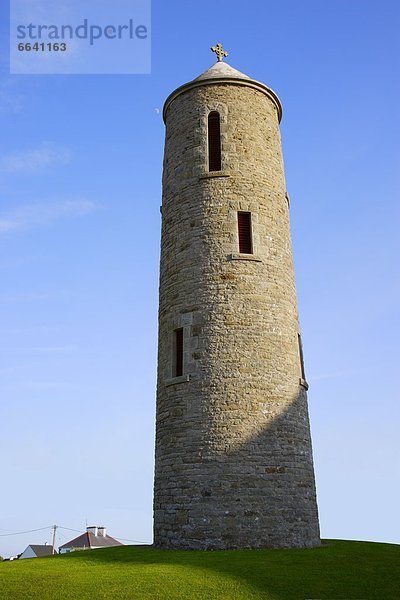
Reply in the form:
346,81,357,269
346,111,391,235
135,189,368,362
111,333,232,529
28,545,55,557
59,531,123,550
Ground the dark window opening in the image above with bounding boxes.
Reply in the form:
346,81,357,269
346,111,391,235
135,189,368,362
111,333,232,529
208,111,222,172
174,328,184,377
237,212,253,254
298,334,306,381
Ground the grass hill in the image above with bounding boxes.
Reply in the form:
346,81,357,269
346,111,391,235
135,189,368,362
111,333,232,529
0,539,399,599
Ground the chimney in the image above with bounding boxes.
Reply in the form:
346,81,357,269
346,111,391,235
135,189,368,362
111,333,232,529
86,526,98,536
98,527,106,537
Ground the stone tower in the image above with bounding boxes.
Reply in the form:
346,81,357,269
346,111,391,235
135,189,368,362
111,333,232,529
154,47,320,550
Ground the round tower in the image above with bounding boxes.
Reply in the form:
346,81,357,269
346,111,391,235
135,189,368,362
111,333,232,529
154,48,320,550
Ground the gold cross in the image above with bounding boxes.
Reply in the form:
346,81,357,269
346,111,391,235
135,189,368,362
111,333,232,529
211,43,228,62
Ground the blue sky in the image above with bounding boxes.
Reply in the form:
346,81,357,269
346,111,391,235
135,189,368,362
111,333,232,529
0,0,399,556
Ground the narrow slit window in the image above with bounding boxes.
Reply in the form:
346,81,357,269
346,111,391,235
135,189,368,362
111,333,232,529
298,334,306,381
174,328,184,377
237,212,253,254
208,111,222,172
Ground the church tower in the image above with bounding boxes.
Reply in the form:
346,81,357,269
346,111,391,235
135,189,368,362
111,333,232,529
154,45,320,550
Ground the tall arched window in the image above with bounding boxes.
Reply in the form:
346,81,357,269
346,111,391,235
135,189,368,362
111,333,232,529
298,334,306,381
208,111,222,171
173,328,184,377
237,212,253,254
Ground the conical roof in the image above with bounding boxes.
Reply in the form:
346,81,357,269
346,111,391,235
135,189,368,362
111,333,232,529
193,61,251,81
163,61,282,123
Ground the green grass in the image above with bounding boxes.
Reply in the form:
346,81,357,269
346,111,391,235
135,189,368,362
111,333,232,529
0,540,399,599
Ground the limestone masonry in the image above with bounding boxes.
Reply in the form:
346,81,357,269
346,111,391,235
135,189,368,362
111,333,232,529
153,56,320,549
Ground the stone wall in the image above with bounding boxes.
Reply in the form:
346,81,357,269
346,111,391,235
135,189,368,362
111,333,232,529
153,81,320,549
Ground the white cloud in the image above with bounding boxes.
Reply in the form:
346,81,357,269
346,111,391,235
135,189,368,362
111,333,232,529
0,142,71,174
0,199,96,234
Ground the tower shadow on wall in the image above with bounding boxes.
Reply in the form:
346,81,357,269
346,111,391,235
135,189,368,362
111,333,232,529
154,386,320,550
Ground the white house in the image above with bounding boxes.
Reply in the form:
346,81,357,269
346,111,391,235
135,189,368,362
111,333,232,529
19,544,56,559
58,526,123,554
